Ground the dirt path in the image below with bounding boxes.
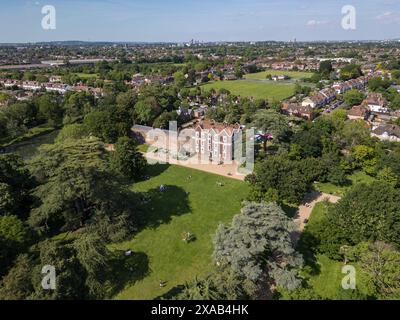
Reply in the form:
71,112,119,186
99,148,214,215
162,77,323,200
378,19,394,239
294,191,341,231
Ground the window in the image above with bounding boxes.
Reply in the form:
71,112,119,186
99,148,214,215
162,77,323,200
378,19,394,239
223,136,228,143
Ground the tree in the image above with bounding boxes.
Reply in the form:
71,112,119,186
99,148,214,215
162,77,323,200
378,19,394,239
55,124,87,143
251,110,292,144
292,127,324,158
351,145,377,175
348,242,400,299
28,138,137,240
0,154,34,219
340,64,362,81
153,111,178,129
0,215,30,276
213,202,303,291
0,254,35,300
368,77,392,92
173,71,186,87
344,89,364,107
338,120,372,149
134,98,161,125
377,167,399,187
319,61,333,77
63,92,95,124
246,156,317,205
35,94,63,126
319,182,400,259
73,232,109,297
109,136,146,180
84,110,128,143
31,239,89,300
175,277,222,300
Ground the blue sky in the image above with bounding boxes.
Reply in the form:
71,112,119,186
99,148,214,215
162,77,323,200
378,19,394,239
1,0,400,43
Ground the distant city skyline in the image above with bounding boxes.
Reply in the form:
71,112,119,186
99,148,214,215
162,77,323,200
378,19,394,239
1,0,400,43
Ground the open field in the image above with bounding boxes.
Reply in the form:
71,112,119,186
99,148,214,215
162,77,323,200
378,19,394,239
201,80,295,101
111,164,249,300
244,69,314,81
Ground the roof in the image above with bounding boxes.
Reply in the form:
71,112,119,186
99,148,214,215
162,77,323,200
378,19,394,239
372,124,400,138
192,120,241,136
365,93,387,107
348,105,368,117
282,103,313,115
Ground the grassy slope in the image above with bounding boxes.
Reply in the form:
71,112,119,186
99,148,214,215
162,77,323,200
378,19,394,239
111,164,249,300
202,80,295,101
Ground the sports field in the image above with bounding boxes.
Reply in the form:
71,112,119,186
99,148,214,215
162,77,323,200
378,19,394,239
202,80,295,101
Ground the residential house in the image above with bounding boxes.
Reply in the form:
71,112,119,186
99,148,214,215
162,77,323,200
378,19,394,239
371,124,400,142
223,73,238,81
49,75,63,83
281,102,314,120
44,83,71,94
21,81,42,91
365,93,388,113
347,105,369,121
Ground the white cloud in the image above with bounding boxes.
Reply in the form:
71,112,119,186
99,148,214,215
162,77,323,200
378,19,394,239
306,20,328,27
376,11,400,24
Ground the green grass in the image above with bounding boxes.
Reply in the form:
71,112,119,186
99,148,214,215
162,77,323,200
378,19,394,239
137,144,150,153
201,80,295,101
314,171,376,196
244,69,313,81
75,73,99,79
110,164,249,300
2,129,59,159
295,202,370,299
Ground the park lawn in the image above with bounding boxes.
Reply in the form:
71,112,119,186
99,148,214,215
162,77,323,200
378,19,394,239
111,164,249,300
297,203,370,299
244,69,313,81
201,80,295,101
314,171,376,196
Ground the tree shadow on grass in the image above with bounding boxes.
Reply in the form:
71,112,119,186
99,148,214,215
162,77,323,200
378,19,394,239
107,251,150,297
296,231,321,277
138,185,191,230
135,163,171,183
147,163,171,178
153,285,186,300
281,203,298,218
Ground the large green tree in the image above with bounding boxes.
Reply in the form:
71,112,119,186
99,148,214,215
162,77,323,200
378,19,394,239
27,138,137,241
109,136,146,181
319,182,400,258
213,202,303,291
